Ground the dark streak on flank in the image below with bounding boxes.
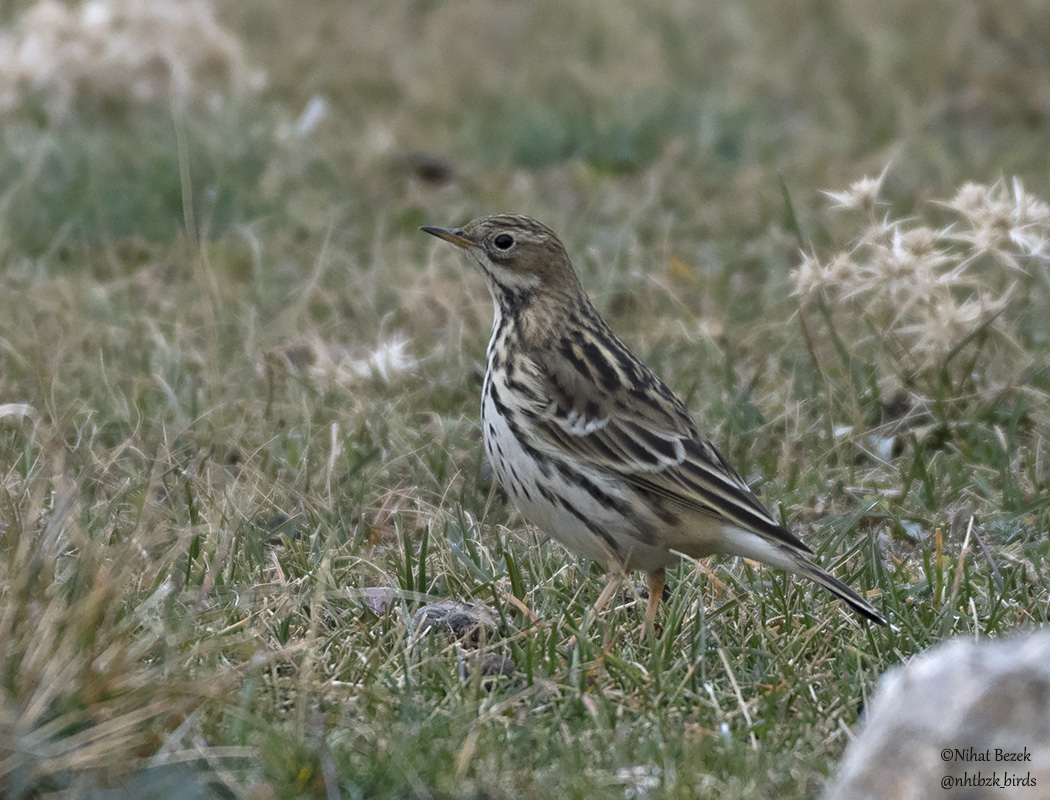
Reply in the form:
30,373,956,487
556,492,623,559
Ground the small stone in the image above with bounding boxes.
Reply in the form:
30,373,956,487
458,652,518,688
412,601,499,646
399,152,457,185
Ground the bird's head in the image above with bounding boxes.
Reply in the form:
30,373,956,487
422,214,582,311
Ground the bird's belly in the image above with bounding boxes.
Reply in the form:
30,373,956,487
481,393,674,572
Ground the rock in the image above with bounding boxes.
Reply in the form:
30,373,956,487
411,601,500,646
398,151,458,185
827,631,1050,800
411,601,520,692
458,652,518,688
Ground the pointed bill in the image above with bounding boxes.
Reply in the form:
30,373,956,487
421,226,476,249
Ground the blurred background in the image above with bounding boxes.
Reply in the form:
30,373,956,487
2,0,1048,252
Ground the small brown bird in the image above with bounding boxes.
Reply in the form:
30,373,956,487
422,215,885,629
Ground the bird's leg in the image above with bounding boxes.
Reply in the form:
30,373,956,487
645,568,666,634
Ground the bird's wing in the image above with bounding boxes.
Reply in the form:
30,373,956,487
517,335,809,552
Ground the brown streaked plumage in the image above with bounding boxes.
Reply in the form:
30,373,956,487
422,214,885,629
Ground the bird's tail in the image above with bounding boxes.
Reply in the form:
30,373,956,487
723,527,886,625
790,555,886,625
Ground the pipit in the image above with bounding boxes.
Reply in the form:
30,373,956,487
422,215,885,629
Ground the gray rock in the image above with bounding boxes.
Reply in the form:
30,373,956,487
458,652,518,688
827,631,1050,800
411,601,500,646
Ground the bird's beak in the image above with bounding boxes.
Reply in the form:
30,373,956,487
420,226,476,249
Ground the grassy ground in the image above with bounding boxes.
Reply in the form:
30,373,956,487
1,0,1049,797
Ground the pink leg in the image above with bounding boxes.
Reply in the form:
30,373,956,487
645,568,666,633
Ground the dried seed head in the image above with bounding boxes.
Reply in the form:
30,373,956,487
801,172,1047,406
823,166,889,215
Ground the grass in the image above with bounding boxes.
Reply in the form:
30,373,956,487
1,0,1049,797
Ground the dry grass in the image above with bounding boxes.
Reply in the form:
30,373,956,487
0,0,1048,797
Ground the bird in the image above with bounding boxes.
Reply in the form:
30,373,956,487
421,214,885,630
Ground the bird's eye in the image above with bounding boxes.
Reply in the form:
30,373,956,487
493,234,514,250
